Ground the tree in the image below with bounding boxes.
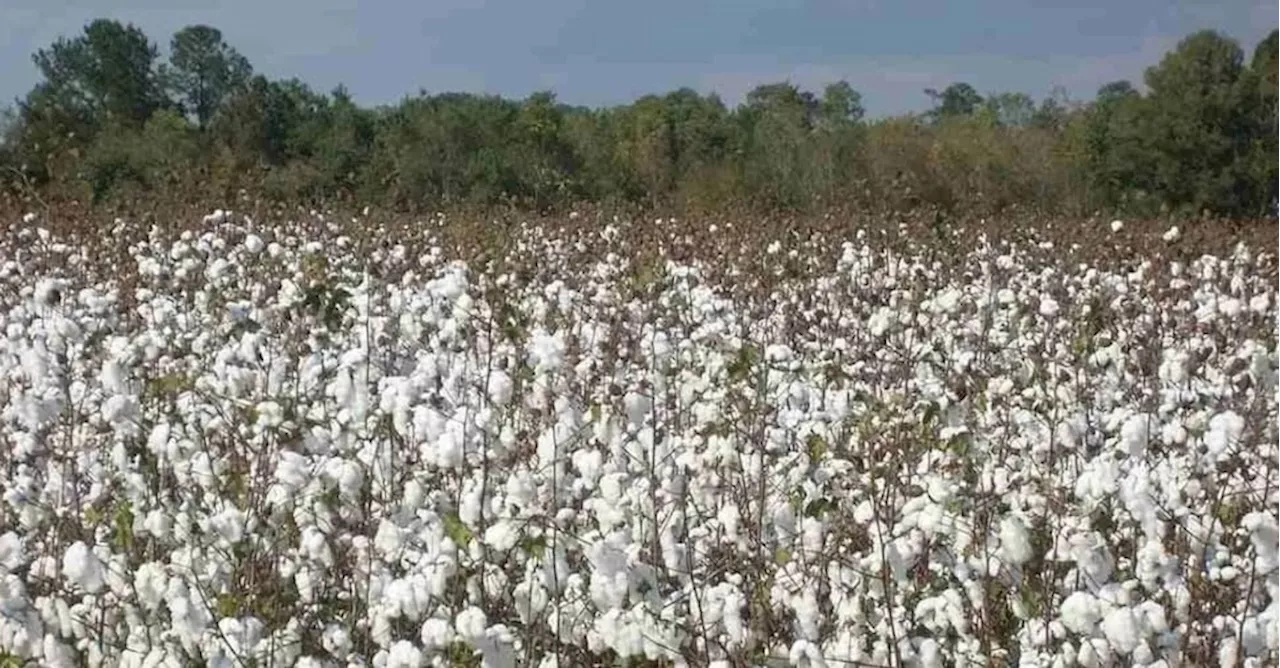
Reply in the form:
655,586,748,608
739,83,821,209
818,81,865,127
1031,87,1073,131
1096,80,1138,106
169,25,252,129
514,91,580,209
1249,29,1280,212
1142,30,1250,215
30,19,168,130
925,83,983,121
981,92,1036,127
1081,80,1153,211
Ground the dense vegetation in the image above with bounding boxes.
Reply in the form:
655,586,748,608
0,20,1276,218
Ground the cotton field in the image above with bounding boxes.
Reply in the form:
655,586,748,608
0,210,1276,668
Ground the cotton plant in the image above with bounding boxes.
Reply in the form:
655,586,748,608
0,210,1275,668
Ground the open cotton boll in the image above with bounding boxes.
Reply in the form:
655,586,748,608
1060,592,1102,636
998,515,1033,566
1204,411,1245,459
1119,414,1153,457
1101,607,1143,656
61,542,104,593
242,234,265,255
454,606,488,642
0,533,24,573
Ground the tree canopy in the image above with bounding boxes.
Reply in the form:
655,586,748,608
2,20,1276,218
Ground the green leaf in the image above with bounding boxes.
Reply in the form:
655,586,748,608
216,592,239,617
443,512,473,546
804,498,836,519
806,433,828,461
774,548,792,565
727,344,760,383
921,401,940,427
112,501,135,552
519,534,547,560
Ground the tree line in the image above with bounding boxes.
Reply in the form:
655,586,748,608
0,20,1275,219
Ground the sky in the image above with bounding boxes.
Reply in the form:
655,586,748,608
0,0,1275,117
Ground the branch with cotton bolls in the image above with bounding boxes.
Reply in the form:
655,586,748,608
0,207,1275,668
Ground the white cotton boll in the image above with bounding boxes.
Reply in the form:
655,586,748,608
868,307,893,338
1119,414,1152,457
242,234,264,255
572,448,603,487
483,521,519,553
455,606,488,641
1163,226,1180,241
487,370,513,406
528,329,566,373
1101,607,1141,655
0,533,24,572
1160,420,1187,446
374,519,403,558
381,634,422,665
255,401,284,429
134,562,168,612
400,479,426,515
623,391,652,428
143,509,172,540
434,430,464,470
322,624,352,657
210,505,246,545
718,502,741,540
1242,512,1279,575
794,588,823,641
998,515,1033,566
934,287,962,314
99,359,128,395
1205,411,1244,458
1110,220,1124,232
301,527,333,567
1060,592,1101,636
420,617,453,650
765,343,793,362
40,634,76,668
918,638,943,668
1039,297,1060,318
1218,636,1240,668
61,541,104,593
101,394,141,433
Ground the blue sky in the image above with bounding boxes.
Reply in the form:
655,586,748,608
1,0,1274,117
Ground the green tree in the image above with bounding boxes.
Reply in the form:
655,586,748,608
513,91,580,209
739,82,821,209
1247,30,1278,128
82,109,199,202
1142,30,1251,215
818,81,864,128
981,92,1036,127
925,83,983,121
1082,80,1153,211
169,25,252,129
30,19,168,130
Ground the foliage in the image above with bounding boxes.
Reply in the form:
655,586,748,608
168,25,253,129
2,20,1276,220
